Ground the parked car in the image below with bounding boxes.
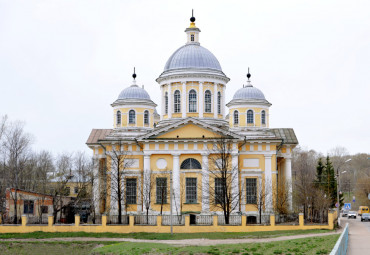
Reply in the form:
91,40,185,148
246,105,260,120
361,213,370,222
342,210,349,217
348,211,357,219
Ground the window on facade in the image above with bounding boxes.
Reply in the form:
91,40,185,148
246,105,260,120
247,110,254,124
214,178,224,204
144,110,149,125
233,110,239,125
205,90,212,113
189,89,197,113
186,178,197,203
174,90,181,113
116,111,121,125
129,110,136,124
246,178,257,204
74,187,79,194
156,178,167,204
41,206,48,214
191,34,194,41
165,92,168,114
217,92,221,114
180,158,202,169
261,110,266,125
126,178,137,204
24,200,34,214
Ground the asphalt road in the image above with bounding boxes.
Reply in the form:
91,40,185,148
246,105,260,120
340,215,370,255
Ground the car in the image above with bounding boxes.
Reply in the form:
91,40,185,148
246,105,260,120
361,213,370,222
348,211,357,219
342,210,349,217
358,206,369,216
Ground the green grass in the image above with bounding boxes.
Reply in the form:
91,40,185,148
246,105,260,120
0,229,333,240
92,234,340,255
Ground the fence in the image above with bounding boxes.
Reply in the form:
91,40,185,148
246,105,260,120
26,215,48,225
107,215,129,225
193,215,213,225
134,215,157,225
330,223,348,255
161,215,185,226
218,215,242,226
275,213,299,225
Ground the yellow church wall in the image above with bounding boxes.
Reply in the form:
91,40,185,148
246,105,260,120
157,124,221,139
150,155,173,171
203,113,213,118
239,154,265,171
172,113,182,118
187,113,198,117
181,172,202,212
229,107,269,128
178,143,184,150
113,108,154,128
151,172,171,212
180,154,202,165
188,143,194,150
158,144,165,150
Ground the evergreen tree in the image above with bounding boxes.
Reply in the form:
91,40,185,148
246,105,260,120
324,156,339,208
315,158,325,188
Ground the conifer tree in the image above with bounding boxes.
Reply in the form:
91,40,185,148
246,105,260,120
315,158,325,188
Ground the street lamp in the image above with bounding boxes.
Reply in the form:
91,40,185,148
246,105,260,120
336,158,351,222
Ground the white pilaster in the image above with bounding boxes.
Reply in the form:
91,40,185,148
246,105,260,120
143,154,151,212
172,154,181,214
231,151,240,212
160,85,164,120
264,155,273,212
93,156,101,215
199,82,203,118
182,82,186,118
213,83,218,118
222,85,226,118
110,158,118,215
168,84,172,118
285,157,293,211
201,153,210,213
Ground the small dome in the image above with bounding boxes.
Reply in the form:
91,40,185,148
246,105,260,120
233,85,266,100
164,44,222,71
118,85,151,100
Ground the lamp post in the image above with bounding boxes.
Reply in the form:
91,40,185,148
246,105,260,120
336,158,351,222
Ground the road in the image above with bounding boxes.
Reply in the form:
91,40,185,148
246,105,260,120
341,215,370,255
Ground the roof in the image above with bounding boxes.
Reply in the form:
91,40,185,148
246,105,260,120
270,128,298,144
86,129,113,144
118,85,151,100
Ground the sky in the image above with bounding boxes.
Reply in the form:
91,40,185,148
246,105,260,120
0,0,369,156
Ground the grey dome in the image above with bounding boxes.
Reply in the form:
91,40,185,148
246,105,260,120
118,85,151,100
164,44,222,71
233,85,266,100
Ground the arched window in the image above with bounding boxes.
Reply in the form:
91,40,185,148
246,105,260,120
247,110,254,124
165,92,168,114
191,34,194,41
217,92,221,115
129,110,135,124
174,90,181,113
116,111,121,125
261,110,266,125
205,90,212,113
144,110,149,125
233,110,239,125
189,89,197,113
180,158,202,169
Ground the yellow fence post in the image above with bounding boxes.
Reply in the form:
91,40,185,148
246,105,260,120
48,215,53,227
75,215,80,227
299,213,304,227
158,215,162,226
270,214,275,227
242,215,247,226
185,215,190,227
213,215,218,227
328,211,334,229
21,215,27,226
102,214,107,227
129,215,135,227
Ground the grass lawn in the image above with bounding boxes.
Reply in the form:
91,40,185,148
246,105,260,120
92,235,340,255
0,229,333,240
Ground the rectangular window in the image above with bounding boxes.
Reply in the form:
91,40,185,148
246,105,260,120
215,178,224,204
186,178,197,203
246,178,257,204
74,187,79,194
126,178,137,204
41,206,48,214
24,200,34,214
156,178,167,204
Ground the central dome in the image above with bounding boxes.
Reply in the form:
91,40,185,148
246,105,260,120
164,44,222,71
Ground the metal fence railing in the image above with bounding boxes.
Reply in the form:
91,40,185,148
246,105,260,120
330,223,348,255
26,215,48,225
134,215,157,225
275,213,299,225
304,210,328,225
161,215,185,226
194,215,213,225
107,215,129,225
218,215,242,226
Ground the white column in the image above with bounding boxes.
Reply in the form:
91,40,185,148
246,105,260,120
168,84,172,118
264,155,273,212
93,156,101,215
201,153,209,213
137,174,142,213
241,178,246,214
160,85,164,120
231,151,240,212
182,82,186,118
110,157,118,215
222,85,226,118
285,157,293,211
213,83,218,118
172,154,181,214
143,154,151,212
199,82,203,118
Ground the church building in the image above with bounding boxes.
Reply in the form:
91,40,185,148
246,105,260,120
86,14,298,222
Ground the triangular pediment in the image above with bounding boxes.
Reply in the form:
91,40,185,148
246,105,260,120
138,118,243,140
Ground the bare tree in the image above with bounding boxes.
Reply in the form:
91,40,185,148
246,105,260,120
275,179,291,215
141,169,154,223
202,137,240,224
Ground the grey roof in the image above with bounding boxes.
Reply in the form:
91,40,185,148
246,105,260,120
86,129,113,144
118,85,151,100
270,128,299,144
164,44,222,71
233,85,266,100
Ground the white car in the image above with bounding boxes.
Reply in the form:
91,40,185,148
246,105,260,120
348,211,357,219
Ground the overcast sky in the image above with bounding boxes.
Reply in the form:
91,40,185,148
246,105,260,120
0,0,369,156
